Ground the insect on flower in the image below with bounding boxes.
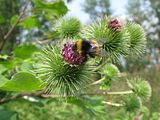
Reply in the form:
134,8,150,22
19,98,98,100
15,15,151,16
62,39,101,65
74,39,100,58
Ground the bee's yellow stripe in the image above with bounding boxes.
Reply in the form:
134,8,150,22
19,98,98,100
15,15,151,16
76,40,83,54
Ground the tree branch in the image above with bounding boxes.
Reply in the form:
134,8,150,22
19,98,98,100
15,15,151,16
4,0,29,40
0,90,134,105
0,0,29,52
0,91,43,105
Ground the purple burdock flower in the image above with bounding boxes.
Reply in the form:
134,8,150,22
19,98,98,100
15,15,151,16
62,42,86,65
108,19,121,31
133,116,141,120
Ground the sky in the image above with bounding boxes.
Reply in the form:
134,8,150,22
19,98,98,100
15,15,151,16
66,0,128,24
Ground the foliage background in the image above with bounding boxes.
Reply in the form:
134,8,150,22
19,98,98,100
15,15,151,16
0,0,160,120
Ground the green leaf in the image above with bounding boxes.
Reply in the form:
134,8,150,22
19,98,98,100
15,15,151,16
0,64,7,74
0,55,8,60
1,72,44,92
0,106,17,120
0,74,9,87
18,16,40,30
33,0,68,16
20,61,34,72
0,15,5,24
0,59,18,70
10,15,18,25
67,96,106,117
14,44,40,59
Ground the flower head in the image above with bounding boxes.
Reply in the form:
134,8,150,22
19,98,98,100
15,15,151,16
62,42,86,65
35,46,95,95
108,19,121,31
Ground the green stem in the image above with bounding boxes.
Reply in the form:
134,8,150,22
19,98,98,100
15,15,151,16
93,62,105,72
102,101,123,107
106,90,134,95
93,58,107,72
91,77,105,85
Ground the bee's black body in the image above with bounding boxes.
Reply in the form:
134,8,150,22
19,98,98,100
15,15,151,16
74,39,100,58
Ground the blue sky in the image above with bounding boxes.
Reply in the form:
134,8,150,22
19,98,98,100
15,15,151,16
67,0,128,23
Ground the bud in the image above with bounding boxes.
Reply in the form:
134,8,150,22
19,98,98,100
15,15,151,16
108,19,121,31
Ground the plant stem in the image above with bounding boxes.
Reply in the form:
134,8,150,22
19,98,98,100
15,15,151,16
0,91,43,105
0,90,134,105
91,77,105,85
93,57,107,72
106,90,133,95
102,101,123,107
93,62,106,71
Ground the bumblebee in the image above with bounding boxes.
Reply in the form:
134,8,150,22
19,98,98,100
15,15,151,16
74,39,100,58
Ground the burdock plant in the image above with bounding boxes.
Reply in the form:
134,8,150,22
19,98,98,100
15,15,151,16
35,45,95,95
83,17,130,62
56,17,81,39
35,16,151,113
127,23,146,56
61,42,86,65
